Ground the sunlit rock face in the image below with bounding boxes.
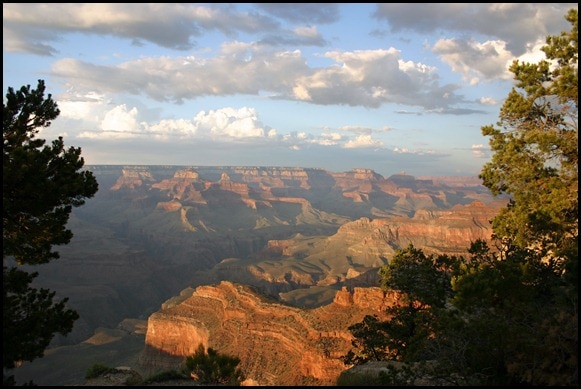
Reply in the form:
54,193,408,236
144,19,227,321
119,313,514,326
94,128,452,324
335,199,501,257
139,281,398,386
110,167,156,190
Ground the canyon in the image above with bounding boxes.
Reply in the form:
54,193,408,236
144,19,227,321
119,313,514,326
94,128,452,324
12,165,507,385
139,282,398,385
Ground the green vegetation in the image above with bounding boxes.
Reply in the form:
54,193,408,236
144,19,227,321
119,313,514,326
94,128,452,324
3,80,99,385
342,8,578,387
183,343,245,385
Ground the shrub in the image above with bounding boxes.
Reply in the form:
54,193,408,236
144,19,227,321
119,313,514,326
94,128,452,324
183,343,244,385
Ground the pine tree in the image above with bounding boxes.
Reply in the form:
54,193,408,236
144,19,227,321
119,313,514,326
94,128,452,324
479,9,578,269
343,9,578,386
3,80,99,385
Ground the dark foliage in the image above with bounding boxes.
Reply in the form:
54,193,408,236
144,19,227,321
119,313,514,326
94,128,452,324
3,80,99,384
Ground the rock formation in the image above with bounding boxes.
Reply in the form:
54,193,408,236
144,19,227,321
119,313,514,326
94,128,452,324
139,281,397,386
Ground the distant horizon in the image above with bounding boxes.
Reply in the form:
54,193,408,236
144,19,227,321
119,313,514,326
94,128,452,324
84,163,485,179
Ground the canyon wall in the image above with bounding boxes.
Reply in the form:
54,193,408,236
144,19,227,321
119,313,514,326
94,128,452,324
139,281,397,386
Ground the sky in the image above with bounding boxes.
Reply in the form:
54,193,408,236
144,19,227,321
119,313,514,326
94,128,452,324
3,3,577,177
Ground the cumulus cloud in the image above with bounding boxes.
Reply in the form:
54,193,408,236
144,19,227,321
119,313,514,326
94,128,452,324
374,3,575,84
53,87,401,152
72,102,273,142
7,3,571,112
344,134,383,149
195,107,267,139
311,132,343,146
479,97,499,106
57,91,107,120
99,105,140,138
515,38,551,65
48,45,468,111
291,47,463,109
257,25,328,47
51,44,310,104
148,119,198,140
433,38,514,83
323,132,343,140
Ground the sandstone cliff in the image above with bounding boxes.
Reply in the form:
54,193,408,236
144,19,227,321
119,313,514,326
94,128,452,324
139,281,396,386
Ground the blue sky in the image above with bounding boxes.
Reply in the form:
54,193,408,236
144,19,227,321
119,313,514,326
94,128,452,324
3,3,577,177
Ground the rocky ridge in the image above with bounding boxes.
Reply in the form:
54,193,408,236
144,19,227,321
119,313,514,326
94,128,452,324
138,281,397,386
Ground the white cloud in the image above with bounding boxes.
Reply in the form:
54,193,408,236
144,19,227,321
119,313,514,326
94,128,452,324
344,134,383,149
98,104,140,138
57,91,106,121
479,97,498,106
148,119,198,140
516,38,550,65
194,107,267,139
433,38,514,83
47,44,469,110
311,132,343,146
289,48,456,109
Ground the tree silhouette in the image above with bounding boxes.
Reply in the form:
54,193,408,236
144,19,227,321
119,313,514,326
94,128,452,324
3,80,99,385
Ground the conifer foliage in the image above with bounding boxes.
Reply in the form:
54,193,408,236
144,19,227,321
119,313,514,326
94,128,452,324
3,80,99,385
343,9,577,386
183,343,245,385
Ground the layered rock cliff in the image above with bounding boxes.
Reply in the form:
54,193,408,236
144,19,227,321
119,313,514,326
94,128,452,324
139,281,396,386
184,198,503,304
